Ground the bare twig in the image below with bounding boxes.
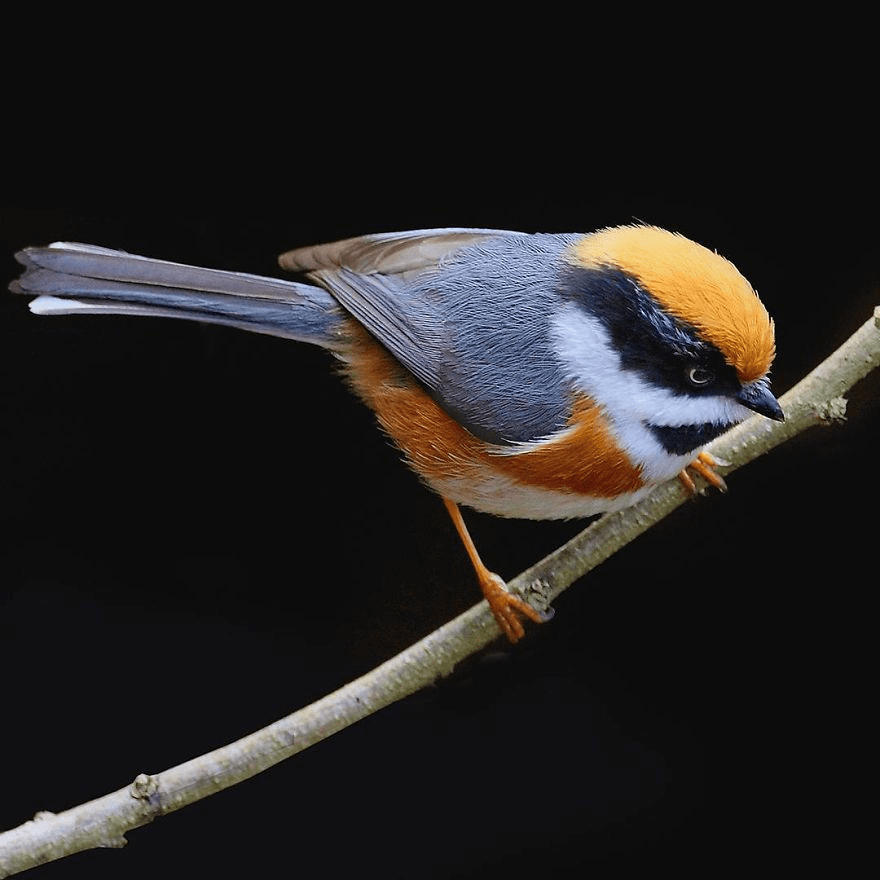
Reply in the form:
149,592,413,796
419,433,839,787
2,307,878,877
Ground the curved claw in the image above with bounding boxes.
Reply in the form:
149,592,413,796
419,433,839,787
679,451,728,495
480,571,547,643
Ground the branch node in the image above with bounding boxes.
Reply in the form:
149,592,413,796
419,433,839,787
130,773,159,801
814,396,848,425
517,578,555,620
130,772,163,821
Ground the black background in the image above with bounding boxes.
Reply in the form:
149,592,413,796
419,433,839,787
2,120,878,877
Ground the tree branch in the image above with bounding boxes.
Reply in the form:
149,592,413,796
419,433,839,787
2,307,878,877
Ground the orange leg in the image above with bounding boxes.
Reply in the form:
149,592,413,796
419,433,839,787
442,497,546,643
679,451,728,495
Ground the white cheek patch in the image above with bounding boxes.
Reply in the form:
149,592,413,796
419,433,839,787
549,305,751,479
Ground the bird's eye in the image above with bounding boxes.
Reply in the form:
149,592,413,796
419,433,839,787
687,367,714,387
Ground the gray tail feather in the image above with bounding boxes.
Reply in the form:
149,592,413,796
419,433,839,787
10,242,345,349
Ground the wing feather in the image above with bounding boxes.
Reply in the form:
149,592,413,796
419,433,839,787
278,227,522,277
281,230,577,444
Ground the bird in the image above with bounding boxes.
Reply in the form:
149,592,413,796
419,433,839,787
10,224,784,642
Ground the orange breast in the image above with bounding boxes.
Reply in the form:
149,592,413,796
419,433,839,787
493,396,645,497
339,326,644,503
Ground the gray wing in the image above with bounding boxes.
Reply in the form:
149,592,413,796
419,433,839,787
281,228,526,392
281,229,579,444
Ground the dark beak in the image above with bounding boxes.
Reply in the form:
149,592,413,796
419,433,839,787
736,379,785,421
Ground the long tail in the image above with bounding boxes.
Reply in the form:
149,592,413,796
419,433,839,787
10,242,344,348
